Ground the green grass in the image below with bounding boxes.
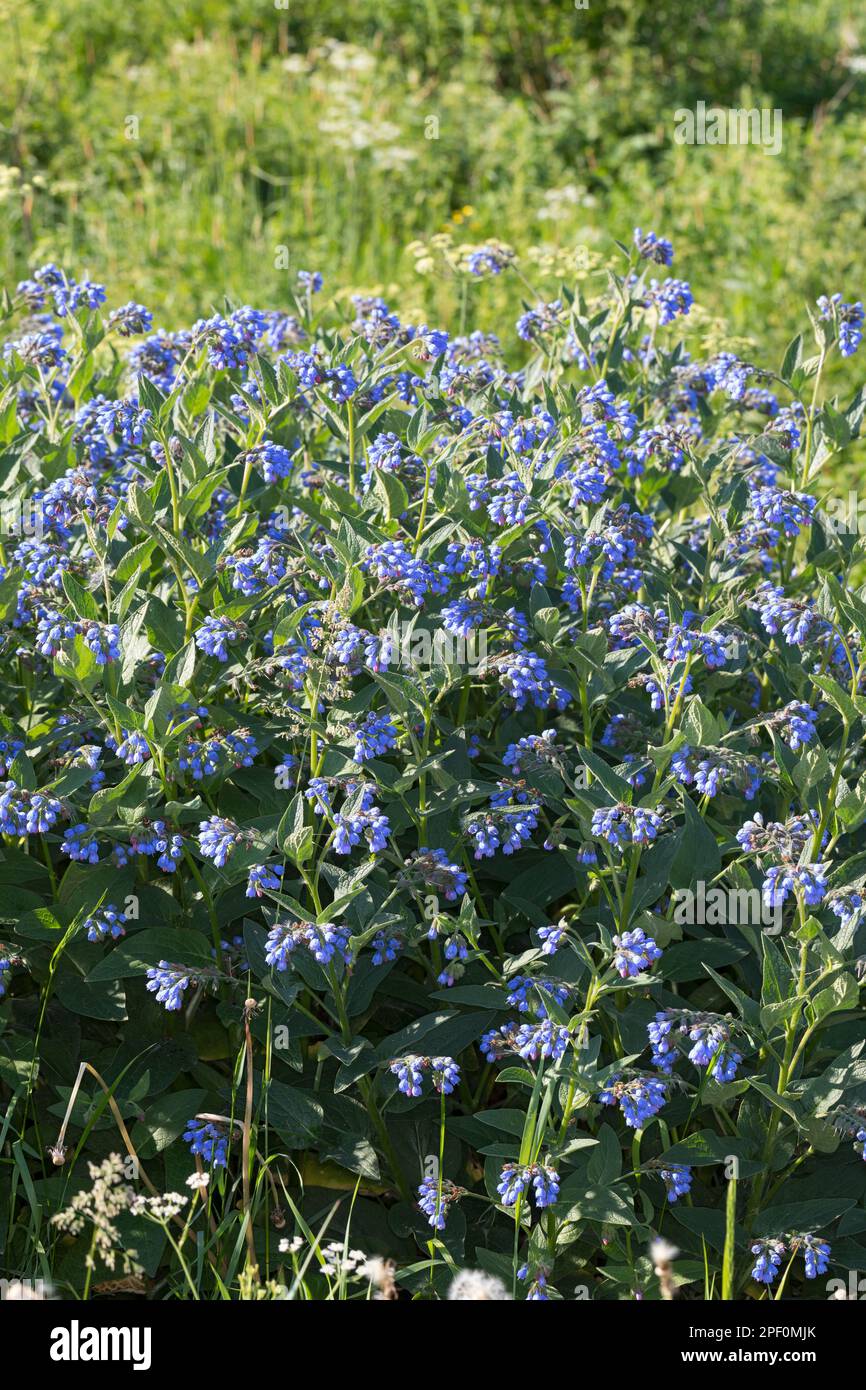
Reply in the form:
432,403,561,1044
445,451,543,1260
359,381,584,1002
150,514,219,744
0,0,865,384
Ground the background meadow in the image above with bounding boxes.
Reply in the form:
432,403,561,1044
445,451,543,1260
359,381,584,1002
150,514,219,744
1,0,865,368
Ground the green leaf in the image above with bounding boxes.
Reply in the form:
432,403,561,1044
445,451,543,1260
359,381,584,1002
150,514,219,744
812,972,860,1021
262,1080,324,1146
86,928,212,981
752,1197,856,1237
780,333,803,383
62,572,101,622
136,1089,207,1155
155,523,213,588
54,975,127,1021
587,1123,622,1185
747,1077,801,1123
559,1184,635,1227
372,467,409,521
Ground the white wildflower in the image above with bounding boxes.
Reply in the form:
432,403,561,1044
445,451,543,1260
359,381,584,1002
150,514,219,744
447,1269,512,1300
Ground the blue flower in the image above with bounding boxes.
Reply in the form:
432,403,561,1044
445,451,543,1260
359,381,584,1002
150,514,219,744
773,701,818,751
84,904,127,943
748,484,816,539
612,927,662,978
465,802,541,859
198,816,245,867
245,862,284,898
240,440,294,484
389,1055,461,1097
497,1162,559,1209
405,847,468,901
633,227,674,265
195,615,244,662
531,1164,560,1208
481,1019,570,1064
184,1119,230,1168
796,1233,830,1278
192,314,249,370
371,932,402,965
538,921,567,955
762,862,829,909
93,399,151,446
390,1055,425,1097
659,1165,692,1202
750,1238,786,1284
653,1010,744,1082
591,803,665,850
72,620,121,665
505,974,569,1018
599,1074,668,1128
297,270,323,293
496,1163,529,1206
417,1176,462,1229
108,302,153,336
647,1013,677,1073
0,781,62,835
646,277,693,324
146,961,195,1011
818,293,864,357
62,823,100,864
115,730,150,765
0,951,18,997
351,712,398,764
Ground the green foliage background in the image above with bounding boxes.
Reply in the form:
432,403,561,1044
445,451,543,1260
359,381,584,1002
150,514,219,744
1,0,865,363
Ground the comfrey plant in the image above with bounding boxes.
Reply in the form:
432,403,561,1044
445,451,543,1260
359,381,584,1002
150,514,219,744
0,236,864,1302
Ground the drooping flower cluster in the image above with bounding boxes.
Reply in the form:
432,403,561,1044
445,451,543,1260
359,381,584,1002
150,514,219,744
264,920,354,971
611,928,662,978
481,1019,571,1064
417,1177,464,1230
504,974,570,1018
389,1055,461,1096
496,1162,560,1209
648,1010,744,1083
591,803,666,851
83,904,127,943
599,1074,668,1128
736,810,829,909
750,1234,830,1284
657,1165,693,1202
184,1119,231,1169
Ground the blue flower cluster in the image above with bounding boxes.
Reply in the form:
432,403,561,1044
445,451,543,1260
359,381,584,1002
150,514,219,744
184,1119,230,1169
389,1055,461,1096
648,1010,743,1083
264,920,354,971
591,803,666,850
496,1162,560,1209
83,904,127,943
611,927,662,978
750,1234,830,1284
658,1165,693,1202
599,1074,668,1128
481,1018,571,1064
417,1177,463,1230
